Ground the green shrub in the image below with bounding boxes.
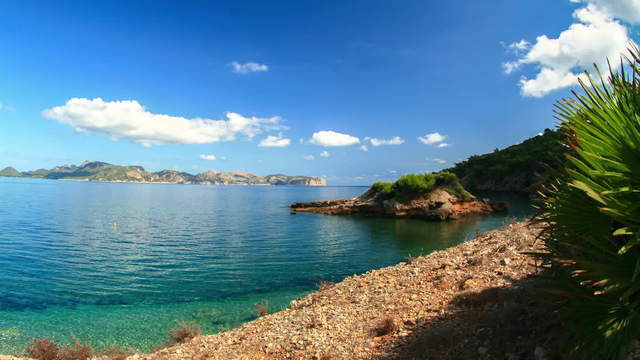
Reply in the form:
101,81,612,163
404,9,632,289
538,54,640,358
371,181,394,198
369,172,472,202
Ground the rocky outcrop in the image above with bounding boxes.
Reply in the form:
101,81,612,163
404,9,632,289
291,188,506,220
154,170,196,184
265,174,326,186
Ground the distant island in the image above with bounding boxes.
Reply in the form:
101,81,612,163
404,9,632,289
0,161,326,186
292,171,506,220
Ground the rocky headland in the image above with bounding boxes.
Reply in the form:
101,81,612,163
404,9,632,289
292,172,507,220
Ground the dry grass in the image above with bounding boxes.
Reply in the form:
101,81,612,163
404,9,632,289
307,314,323,329
316,280,335,291
24,338,92,360
254,300,269,317
403,256,417,265
25,339,59,360
100,346,132,360
167,322,202,346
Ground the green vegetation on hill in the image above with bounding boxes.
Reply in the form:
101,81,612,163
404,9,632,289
446,129,566,193
370,171,472,202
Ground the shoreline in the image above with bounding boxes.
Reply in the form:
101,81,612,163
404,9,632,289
2,220,552,360
0,176,327,187
134,220,551,359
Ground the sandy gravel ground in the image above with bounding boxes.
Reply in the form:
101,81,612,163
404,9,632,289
131,220,553,360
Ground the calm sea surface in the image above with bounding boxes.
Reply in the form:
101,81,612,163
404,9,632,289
0,177,533,354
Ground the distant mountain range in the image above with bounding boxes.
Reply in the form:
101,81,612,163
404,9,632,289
0,161,326,186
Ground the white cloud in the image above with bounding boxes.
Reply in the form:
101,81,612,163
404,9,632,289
359,145,369,151
427,158,446,164
199,154,217,160
369,136,405,146
304,155,315,160
572,0,640,24
437,143,451,148
320,150,330,158
504,1,633,97
231,61,269,74
309,130,360,147
258,133,291,147
418,132,446,145
0,103,15,112
42,98,285,147
509,39,530,52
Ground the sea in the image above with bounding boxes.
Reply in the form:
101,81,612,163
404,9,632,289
0,177,533,354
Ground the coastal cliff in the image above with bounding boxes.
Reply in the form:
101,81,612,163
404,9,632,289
292,172,506,220
0,161,326,186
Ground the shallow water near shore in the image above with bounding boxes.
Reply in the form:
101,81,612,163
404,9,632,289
0,178,533,354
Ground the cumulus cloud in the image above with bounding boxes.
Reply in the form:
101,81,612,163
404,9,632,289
418,132,446,145
571,0,640,24
304,155,315,160
437,143,451,148
42,98,285,147
199,154,217,160
369,136,405,146
258,133,291,147
359,145,369,151
320,150,330,158
504,0,634,97
309,130,360,147
231,61,269,74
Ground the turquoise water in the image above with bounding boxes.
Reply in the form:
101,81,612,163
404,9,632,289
0,177,532,354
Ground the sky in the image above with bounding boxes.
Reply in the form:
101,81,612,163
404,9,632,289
1,0,638,185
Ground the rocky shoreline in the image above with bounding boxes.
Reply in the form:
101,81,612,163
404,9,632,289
127,220,554,360
3,221,568,360
291,188,507,221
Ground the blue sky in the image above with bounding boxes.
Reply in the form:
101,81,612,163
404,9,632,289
0,0,637,185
